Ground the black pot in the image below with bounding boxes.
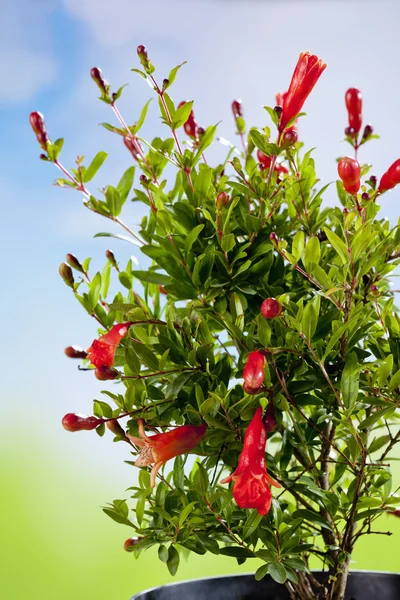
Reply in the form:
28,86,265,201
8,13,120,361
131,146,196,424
130,571,400,600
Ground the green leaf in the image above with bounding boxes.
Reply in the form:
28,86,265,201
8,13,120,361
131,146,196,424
173,101,194,129
242,510,263,539
101,262,111,298
304,236,321,271
292,231,305,262
84,151,108,182
178,501,197,526
219,547,254,558
323,227,348,265
221,234,236,253
255,564,269,581
173,454,185,489
134,99,152,134
88,272,101,310
194,167,212,207
116,166,135,203
105,185,124,217
158,544,169,563
192,124,218,166
268,562,287,584
164,62,187,89
193,254,214,286
249,130,280,157
184,225,205,256
131,341,159,370
341,352,360,409
389,368,400,390
167,546,180,576
132,270,171,285
293,509,332,529
301,302,318,340
376,355,393,386
359,406,395,430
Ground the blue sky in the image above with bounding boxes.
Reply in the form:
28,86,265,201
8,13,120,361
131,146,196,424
3,0,400,519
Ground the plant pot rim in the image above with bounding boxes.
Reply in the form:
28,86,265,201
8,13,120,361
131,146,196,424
130,570,400,599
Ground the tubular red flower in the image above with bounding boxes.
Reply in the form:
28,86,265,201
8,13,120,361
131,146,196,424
128,420,206,487
378,159,400,193
87,322,131,368
243,351,265,394
280,52,326,132
337,156,361,194
220,407,281,515
29,111,50,150
62,413,104,432
345,88,362,134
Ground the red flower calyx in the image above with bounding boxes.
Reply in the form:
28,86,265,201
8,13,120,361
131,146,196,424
90,67,109,96
216,191,230,209
62,413,104,432
220,406,281,515
243,351,266,394
279,52,326,133
378,159,400,193
337,156,361,195
345,88,362,134
127,419,206,487
261,298,283,319
231,100,243,119
95,366,120,381
87,322,132,368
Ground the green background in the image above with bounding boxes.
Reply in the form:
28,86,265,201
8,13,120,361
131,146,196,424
3,432,399,600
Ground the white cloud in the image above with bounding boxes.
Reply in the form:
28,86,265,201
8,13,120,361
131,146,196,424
0,0,57,102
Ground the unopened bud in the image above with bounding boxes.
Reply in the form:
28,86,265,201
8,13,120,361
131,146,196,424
159,285,168,295
139,174,149,184
66,253,84,273
263,400,277,432
106,419,127,439
64,346,88,359
137,45,152,72
317,230,328,242
344,126,355,137
197,127,205,137
361,192,369,201
105,249,118,268
162,78,169,89
124,537,143,552
343,207,349,215
59,262,75,289
362,124,373,141
369,175,377,189
95,366,120,380
123,136,142,161
281,128,298,148
269,232,279,245
371,285,379,296
90,67,109,95
231,100,243,118
274,105,283,116
29,111,49,150
216,191,230,209
62,413,104,432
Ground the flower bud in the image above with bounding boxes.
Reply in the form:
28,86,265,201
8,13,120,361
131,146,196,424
274,105,283,116
262,400,277,433
216,191,230,209
231,100,243,118
257,149,272,169
159,285,168,295
369,175,377,189
64,346,88,359
345,88,362,134
105,249,118,268
269,232,279,245
137,45,148,63
59,262,75,289
281,128,298,148
361,192,369,201
106,419,127,439
123,136,142,160
344,126,355,137
389,509,400,518
261,298,283,319
90,67,109,95
317,230,328,241
378,159,400,193
178,102,198,139
371,285,379,296
197,126,205,137
62,413,104,432
362,124,373,141
95,366,120,380
29,111,49,150
243,351,266,394
124,537,143,552
66,253,84,273
337,156,361,194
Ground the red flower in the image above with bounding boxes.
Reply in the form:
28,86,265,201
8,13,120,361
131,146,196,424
345,88,362,134
243,351,265,394
87,322,131,368
378,159,400,193
128,419,206,487
257,150,289,176
178,101,198,139
337,156,361,194
261,298,283,319
279,52,326,132
62,413,104,432
220,407,281,515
